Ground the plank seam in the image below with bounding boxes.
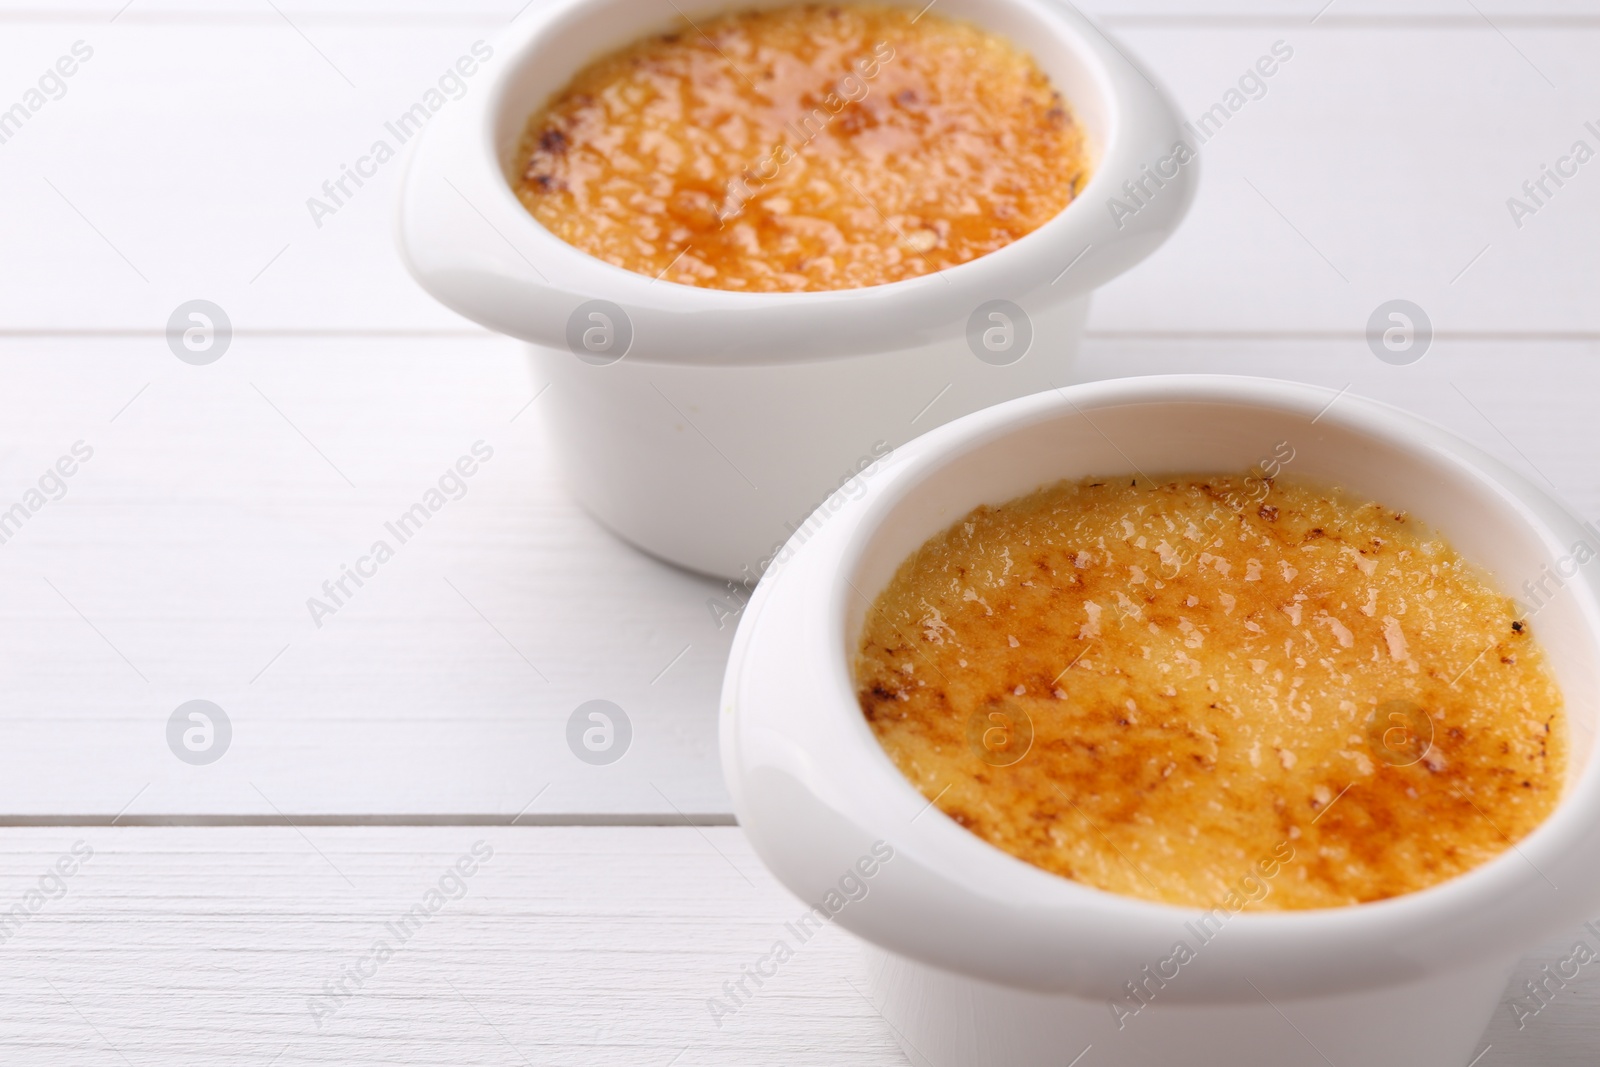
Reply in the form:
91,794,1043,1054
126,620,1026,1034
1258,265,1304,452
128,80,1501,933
1,11,1598,27
0,813,741,827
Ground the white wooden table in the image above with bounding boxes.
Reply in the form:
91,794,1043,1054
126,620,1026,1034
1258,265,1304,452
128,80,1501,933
2,0,1598,1062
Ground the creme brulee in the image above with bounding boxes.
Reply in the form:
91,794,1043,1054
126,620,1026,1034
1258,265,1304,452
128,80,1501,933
854,472,1567,911
513,4,1091,291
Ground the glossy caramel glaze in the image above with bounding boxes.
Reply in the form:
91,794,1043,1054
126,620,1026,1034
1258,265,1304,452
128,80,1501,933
855,473,1567,910
513,4,1090,291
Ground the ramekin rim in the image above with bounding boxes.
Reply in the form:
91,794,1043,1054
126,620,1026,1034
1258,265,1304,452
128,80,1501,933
810,374,1600,933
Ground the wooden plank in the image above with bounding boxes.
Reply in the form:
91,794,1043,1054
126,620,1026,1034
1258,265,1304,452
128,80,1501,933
0,825,1592,1064
0,335,1594,818
0,335,735,818
0,18,1594,335
1090,23,1600,337
0,827,907,1065
0,22,502,332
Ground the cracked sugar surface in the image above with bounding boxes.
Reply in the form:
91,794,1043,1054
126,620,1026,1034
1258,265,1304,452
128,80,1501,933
855,473,1567,910
513,3,1090,292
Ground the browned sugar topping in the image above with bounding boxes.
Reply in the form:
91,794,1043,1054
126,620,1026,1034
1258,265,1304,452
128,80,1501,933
514,4,1090,291
855,473,1567,910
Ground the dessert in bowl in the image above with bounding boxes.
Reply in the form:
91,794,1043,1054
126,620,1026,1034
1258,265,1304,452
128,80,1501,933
396,0,1195,579
720,375,1600,1067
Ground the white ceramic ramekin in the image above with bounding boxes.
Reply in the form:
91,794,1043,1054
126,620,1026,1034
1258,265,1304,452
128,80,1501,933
396,0,1195,579
720,375,1600,1067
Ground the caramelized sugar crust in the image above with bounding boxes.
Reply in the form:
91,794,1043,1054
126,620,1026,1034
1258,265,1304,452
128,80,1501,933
513,4,1090,291
855,474,1567,910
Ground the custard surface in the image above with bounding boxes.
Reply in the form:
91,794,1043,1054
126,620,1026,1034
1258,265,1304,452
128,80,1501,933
855,473,1567,910
514,4,1090,291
